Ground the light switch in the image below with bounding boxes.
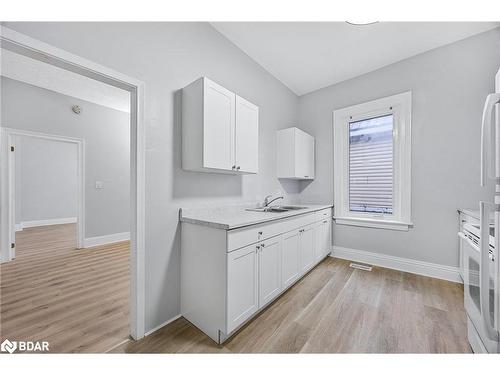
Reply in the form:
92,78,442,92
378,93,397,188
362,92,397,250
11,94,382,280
95,181,104,189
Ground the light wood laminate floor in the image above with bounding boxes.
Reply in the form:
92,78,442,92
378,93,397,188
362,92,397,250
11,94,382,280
114,257,470,353
0,224,130,353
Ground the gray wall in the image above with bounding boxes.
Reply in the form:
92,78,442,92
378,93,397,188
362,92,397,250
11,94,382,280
2,22,301,331
1,77,130,238
298,28,500,267
14,135,78,224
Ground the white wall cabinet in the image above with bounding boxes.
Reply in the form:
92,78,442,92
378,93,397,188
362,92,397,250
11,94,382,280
277,127,315,180
182,77,259,174
181,206,332,344
235,95,259,174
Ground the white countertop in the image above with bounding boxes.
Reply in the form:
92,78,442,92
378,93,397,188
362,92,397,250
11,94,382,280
180,203,333,230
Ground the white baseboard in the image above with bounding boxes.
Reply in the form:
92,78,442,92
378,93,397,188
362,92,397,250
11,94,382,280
15,223,24,232
21,217,77,229
145,314,182,336
84,232,130,248
332,246,461,283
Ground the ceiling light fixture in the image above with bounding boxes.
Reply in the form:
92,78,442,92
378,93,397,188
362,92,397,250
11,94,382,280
345,21,379,26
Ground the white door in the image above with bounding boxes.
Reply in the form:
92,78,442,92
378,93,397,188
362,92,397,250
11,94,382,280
295,130,314,179
235,95,259,174
227,243,258,333
203,78,235,171
299,225,315,272
282,230,300,288
258,235,282,307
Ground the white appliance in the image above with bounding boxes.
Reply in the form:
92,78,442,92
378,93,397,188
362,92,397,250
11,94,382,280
460,67,500,353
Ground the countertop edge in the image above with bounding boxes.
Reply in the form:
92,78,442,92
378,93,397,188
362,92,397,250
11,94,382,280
180,204,333,231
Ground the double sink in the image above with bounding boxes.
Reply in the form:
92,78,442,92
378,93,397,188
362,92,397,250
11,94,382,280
246,205,308,213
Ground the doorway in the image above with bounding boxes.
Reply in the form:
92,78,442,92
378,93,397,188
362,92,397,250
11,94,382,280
0,25,146,345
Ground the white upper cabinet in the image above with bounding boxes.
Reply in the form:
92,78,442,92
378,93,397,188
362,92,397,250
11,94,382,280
203,79,235,170
235,95,259,174
182,77,259,174
277,127,315,180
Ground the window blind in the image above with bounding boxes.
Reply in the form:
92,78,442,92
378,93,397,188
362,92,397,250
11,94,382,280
348,114,393,214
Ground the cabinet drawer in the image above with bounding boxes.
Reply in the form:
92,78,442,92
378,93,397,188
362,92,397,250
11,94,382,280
315,208,332,222
227,220,283,252
281,213,316,234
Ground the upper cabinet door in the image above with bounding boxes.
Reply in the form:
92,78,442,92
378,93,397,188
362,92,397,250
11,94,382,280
235,95,259,174
203,79,235,170
277,127,315,180
295,129,315,179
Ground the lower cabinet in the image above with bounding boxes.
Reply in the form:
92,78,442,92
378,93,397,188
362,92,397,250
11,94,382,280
299,224,315,273
314,218,331,261
258,236,282,307
181,207,333,344
282,230,300,288
227,244,259,333
227,235,283,333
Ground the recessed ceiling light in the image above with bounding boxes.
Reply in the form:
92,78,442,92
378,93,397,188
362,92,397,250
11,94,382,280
345,21,379,26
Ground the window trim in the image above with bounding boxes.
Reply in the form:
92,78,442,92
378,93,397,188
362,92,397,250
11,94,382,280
333,91,412,231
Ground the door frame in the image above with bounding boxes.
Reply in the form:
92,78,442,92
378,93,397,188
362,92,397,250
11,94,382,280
2,128,85,256
0,26,146,340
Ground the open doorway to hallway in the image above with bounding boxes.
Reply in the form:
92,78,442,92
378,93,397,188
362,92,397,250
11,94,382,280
0,47,132,352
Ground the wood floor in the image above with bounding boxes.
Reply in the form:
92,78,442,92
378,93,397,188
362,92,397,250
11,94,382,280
114,257,471,354
0,224,130,353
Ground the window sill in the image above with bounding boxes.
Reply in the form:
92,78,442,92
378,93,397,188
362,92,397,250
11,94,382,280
334,216,412,231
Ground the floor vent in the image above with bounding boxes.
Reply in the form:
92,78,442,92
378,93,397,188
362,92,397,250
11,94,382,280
349,263,373,271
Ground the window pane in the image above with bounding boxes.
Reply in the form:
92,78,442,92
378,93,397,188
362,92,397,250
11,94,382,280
349,114,393,214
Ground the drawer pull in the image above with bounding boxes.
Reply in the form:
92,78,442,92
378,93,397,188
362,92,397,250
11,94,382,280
261,243,265,247
323,220,328,223
258,231,263,235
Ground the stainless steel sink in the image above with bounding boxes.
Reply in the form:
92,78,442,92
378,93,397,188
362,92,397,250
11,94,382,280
280,205,308,210
245,205,308,213
246,207,288,213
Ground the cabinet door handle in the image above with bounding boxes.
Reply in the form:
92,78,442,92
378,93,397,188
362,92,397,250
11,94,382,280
258,231,263,235
323,220,328,223
256,245,260,253
261,243,265,248
236,166,241,170
232,165,236,169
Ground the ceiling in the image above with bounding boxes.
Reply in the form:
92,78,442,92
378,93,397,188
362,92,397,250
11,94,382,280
1,49,130,112
211,22,500,96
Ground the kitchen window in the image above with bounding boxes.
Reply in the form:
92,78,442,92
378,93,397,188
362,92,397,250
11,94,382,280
333,92,412,230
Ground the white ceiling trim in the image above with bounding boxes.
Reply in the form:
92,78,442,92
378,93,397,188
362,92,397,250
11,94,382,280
1,48,130,112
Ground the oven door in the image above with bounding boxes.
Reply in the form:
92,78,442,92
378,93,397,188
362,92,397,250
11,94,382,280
462,202,500,353
478,202,499,352
460,230,483,335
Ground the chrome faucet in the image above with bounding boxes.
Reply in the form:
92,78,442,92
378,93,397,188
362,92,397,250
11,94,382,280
264,195,284,207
